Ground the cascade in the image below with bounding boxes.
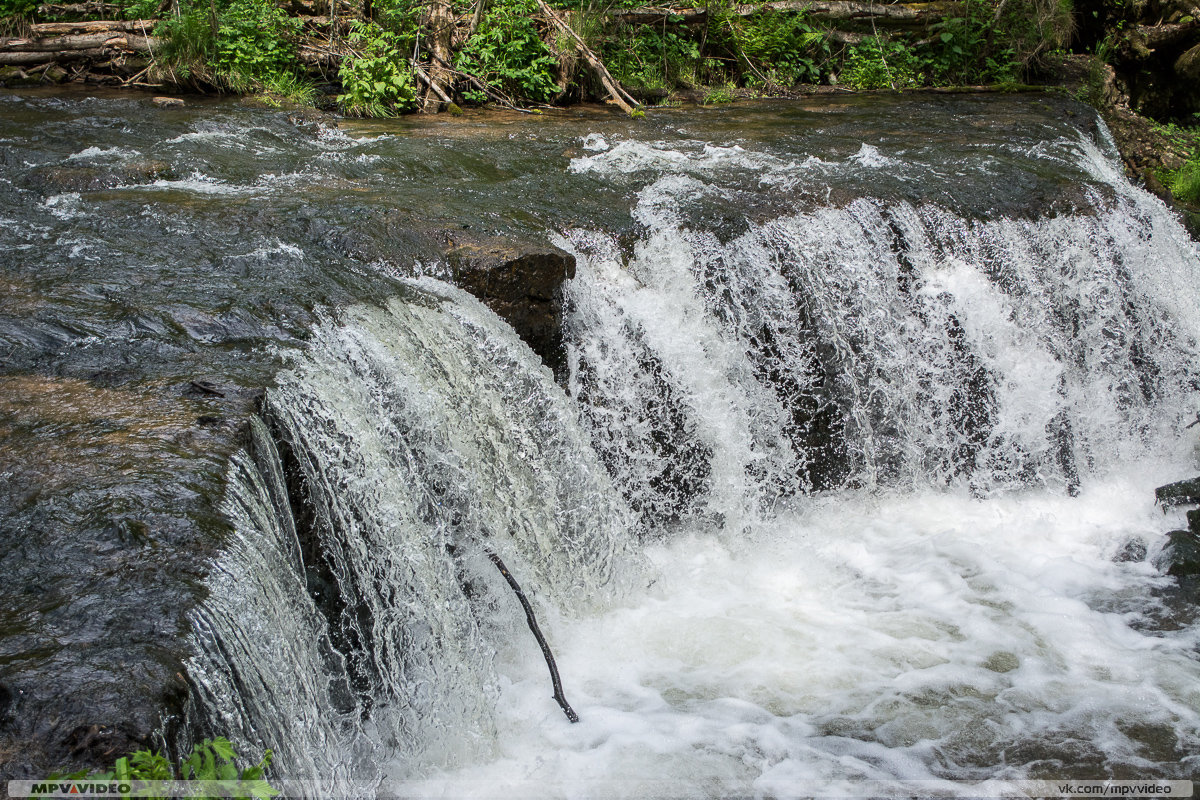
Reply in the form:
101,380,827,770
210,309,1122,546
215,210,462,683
190,118,1200,794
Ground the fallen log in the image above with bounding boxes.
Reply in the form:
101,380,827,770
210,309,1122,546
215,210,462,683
30,20,157,36
608,0,959,27
296,41,348,70
35,1,122,16
1,32,159,53
0,47,107,64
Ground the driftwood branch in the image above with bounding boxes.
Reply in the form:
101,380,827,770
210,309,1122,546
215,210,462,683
411,58,453,105
486,549,579,723
536,0,639,114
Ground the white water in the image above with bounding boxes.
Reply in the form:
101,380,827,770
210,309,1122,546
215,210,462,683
191,119,1200,795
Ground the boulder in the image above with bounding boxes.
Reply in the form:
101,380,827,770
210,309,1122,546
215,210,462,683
445,236,577,379
1154,476,1200,508
1156,530,1200,577
1175,41,1200,81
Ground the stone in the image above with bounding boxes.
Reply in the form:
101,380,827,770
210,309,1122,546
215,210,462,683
1175,42,1200,82
1154,476,1200,508
1115,537,1148,562
152,96,185,108
1156,530,1200,577
445,237,577,379
22,160,176,194
43,65,70,83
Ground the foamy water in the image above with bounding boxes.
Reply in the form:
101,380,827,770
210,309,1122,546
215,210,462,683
398,472,1199,795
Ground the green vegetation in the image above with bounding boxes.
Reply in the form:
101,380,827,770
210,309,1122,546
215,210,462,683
213,0,303,89
338,20,418,116
56,737,276,800
0,0,1078,108
150,0,315,100
457,0,560,104
734,8,829,87
1155,122,1200,206
0,0,36,20
843,37,923,90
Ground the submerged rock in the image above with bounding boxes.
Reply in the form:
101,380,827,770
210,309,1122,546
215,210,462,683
22,161,176,194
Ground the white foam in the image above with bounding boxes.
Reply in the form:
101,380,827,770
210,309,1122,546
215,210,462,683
41,192,84,220
404,474,1199,795
65,145,138,162
581,133,610,152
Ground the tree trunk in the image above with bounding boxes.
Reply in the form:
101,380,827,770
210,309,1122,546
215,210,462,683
424,0,456,110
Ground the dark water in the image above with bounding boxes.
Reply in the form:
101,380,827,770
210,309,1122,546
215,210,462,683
0,87,1197,785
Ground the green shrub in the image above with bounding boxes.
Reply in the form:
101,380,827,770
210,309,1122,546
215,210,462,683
57,737,276,800
606,23,700,90
0,0,38,18
922,0,1071,84
843,37,923,90
154,3,218,81
924,0,1015,84
702,85,734,104
213,0,302,88
1168,156,1200,206
122,0,165,19
734,9,829,86
456,0,559,104
1153,123,1200,206
338,20,417,116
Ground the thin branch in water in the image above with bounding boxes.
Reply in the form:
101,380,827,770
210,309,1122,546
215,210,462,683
486,549,579,723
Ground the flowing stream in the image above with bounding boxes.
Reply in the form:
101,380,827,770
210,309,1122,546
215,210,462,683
1,90,1198,793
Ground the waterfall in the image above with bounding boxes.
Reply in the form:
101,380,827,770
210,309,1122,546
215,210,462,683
562,131,1200,531
189,279,632,785
189,116,1200,793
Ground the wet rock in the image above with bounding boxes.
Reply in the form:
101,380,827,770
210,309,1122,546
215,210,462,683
1115,536,1148,562
1154,476,1200,508
152,96,185,109
445,236,577,379
1177,42,1200,78
317,207,580,376
1156,530,1200,577
22,160,176,194
0,373,259,780
0,66,44,87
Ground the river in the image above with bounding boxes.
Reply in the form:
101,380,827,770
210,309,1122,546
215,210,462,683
0,89,1197,795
